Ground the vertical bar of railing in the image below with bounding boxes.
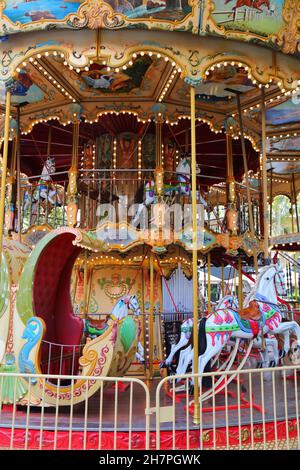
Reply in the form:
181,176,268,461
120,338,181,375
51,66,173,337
260,370,266,449
212,375,216,449
185,378,190,450
83,379,89,450
172,376,175,450
0,376,3,424
294,369,300,449
199,376,203,450
24,378,32,450
237,372,242,449
128,381,133,451
98,381,104,450
113,380,118,450
39,377,46,450
272,369,278,449
249,371,254,449
68,378,75,450
224,372,229,449
53,378,60,450
283,369,290,449
9,376,18,450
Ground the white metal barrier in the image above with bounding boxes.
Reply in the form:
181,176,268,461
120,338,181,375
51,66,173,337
155,365,300,450
0,372,151,450
1,365,300,450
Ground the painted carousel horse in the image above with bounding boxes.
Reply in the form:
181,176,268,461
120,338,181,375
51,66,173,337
84,295,145,363
177,264,300,387
160,294,238,372
23,157,63,218
132,156,200,225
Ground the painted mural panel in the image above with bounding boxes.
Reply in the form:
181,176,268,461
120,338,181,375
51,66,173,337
0,0,194,35
207,0,284,37
267,99,300,126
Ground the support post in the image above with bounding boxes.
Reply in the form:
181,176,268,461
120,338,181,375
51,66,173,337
225,133,238,234
221,262,225,297
16,108,21,242
238,255,243,309
207,251,211,314
0,89,11,265
67,118,79,227
234,90,258,272
191,86,200,424
82,250,89,320
149,251,154,379
261,88,269,261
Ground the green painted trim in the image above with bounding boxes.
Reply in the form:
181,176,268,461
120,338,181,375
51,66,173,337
0,253,9,319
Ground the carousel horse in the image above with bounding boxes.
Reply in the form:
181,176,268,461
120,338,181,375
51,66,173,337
23,158,63,218
132,156,200,226
176,264,300,389
84,295,145,363
160,294,238,372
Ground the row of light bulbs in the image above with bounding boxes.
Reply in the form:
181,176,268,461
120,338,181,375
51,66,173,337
158,67,179,103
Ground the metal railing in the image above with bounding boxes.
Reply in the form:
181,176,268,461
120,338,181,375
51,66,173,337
0,372,151,450
0,364,300,450
155,365,300,450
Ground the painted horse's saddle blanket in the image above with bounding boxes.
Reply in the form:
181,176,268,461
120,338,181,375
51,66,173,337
229,294,278,336
231,294,280,336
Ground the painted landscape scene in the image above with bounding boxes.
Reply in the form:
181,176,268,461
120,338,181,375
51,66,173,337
3,0,192,24
211,0,284,37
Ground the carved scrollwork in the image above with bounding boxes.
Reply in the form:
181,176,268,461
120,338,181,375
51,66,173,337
276,0,300,55
68,0,125,31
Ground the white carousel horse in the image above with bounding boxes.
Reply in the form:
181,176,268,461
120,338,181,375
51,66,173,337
176,264,300,389
132,157,200,225
160,295,238,371
84,295,145,363
23,157,62,215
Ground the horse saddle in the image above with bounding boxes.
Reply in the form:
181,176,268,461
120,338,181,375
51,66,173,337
238,300,262,337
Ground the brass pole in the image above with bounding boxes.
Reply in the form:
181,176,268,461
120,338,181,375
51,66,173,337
149,251,154,379
83,250,89,320
235,92,258,272
238,255,243,309
207,252,211,314
221,262,225,297
191,86,200,424
261,88,269,261
16,108,21,243
0,90,11,264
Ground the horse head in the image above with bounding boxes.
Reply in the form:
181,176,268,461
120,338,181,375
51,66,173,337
127,295,141,317
42,157,56,179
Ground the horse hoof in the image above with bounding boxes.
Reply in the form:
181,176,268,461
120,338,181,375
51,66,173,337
269,360,276,368
257,362,263,368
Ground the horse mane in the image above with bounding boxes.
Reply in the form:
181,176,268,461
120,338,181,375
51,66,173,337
243,265,276,307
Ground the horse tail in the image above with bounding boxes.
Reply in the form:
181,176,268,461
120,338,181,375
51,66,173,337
198,317,212,386
198,317,207,355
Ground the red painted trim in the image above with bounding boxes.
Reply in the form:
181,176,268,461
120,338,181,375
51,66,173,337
0,419,298,450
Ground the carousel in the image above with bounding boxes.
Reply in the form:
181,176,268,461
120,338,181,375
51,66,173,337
0,0,300,451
